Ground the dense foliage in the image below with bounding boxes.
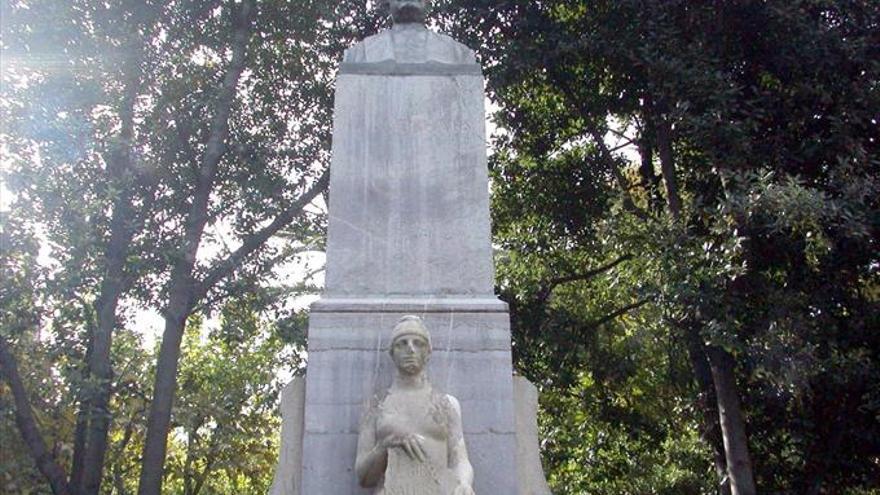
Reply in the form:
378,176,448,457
441,0,880,493
1,0,381,493
2,0,878,494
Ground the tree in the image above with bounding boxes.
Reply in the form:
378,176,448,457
442,0,880,493
161,294,303,495
1,0,382,492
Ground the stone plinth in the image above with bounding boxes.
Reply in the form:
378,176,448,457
299,299,519,494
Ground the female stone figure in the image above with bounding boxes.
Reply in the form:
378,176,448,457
355,316,476,495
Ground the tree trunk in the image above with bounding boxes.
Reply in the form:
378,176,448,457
70,403,88,492
138,296,194,495
655,116,682,220
637,97,664,213
707,346,756,495
681,323,731,495
637,138,664,212
0,335,72,495
81,197,133,494
78,50,143,492
70,324,94,492
137,4,254,493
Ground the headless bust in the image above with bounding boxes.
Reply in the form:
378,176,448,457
355,316,475,495
342,0,476,65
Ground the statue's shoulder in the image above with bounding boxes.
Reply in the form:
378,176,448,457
425,31,476,65
342,28,476,65
443,393,462,414
342,31,388,63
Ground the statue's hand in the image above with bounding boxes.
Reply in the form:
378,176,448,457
380,433,428,462
452,483,476,495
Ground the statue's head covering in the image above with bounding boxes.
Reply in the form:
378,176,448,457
389,315,432,350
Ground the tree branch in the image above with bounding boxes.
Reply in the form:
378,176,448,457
191,170,329,303
0,335,72,495
586,126,652,221
537,254,633,303
138,2,256,494
584,297,653,330
542,67,652,223
655,116,682,219
605,126,631,142
608,138,636,153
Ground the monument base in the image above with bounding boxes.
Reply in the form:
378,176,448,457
269,298,550,495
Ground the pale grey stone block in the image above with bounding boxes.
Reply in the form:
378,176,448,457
342,23,476,66
300,311,521,494
458,398,517,434
466,432,520,495
301,433,366,495
303,402,366,435
272,376,545,495
311,297,508,313
514,376,553,495
307,306,512,352
303,349,390,405
323,71,495,297
269,377,305,495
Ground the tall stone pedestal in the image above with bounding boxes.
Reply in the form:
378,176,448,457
270,21,543,495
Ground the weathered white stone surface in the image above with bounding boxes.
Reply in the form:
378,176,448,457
270,377,305,495
323,69,494,297
514,377,553,495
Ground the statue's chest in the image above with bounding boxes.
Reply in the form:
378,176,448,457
391,30,428,63
377,392,448,441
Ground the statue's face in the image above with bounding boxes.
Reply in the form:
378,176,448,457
388,0,428,24
390,334,430,375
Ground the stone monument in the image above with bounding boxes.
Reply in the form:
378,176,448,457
270,1,551,493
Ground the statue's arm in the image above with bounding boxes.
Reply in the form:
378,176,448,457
355,412,386,487
446,395,475,492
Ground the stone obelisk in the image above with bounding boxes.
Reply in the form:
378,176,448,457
279,2,529,494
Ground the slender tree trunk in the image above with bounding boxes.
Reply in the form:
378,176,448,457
637,137,664,212
81,199,133,494
137,4,254,493
70,318,95,492
112,412,138,495
139,294,195,494
637,98,664,213
0,335,72,495
190,460,214,495
655,116,682,219
78,52,143,493
182,429,195,495
707,346,756,495
70,403,88,491
682,323,731,495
